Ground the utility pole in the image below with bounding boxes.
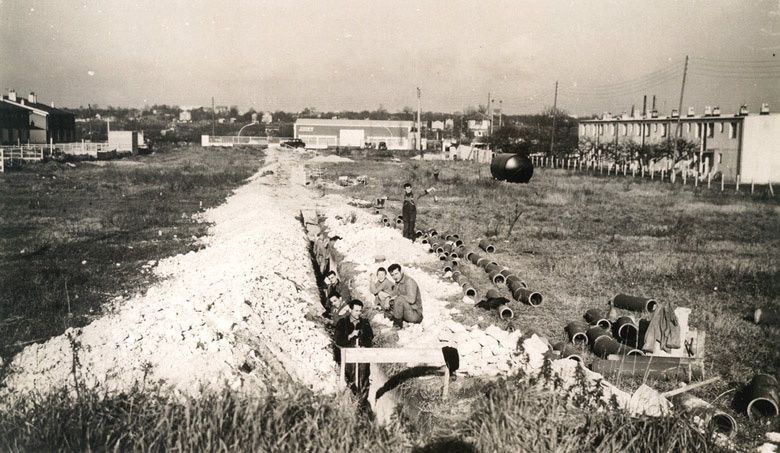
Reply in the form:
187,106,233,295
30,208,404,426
549,81,558,156
211,96,215,136
487,92,491,138
674,55,689,159
416,87,422,153
499,100,503,128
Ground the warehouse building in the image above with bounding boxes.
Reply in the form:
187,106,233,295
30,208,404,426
293,118,414,150
579,105,780,184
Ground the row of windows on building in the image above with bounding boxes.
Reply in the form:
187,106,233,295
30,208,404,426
582,121,739,140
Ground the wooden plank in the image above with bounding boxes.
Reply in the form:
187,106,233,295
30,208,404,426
593,356,705,381
341,347,445,365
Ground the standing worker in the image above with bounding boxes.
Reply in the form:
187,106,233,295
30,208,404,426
401,182,435,241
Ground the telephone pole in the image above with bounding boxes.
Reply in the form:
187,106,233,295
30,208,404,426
416,87,422,153
549,81,558,156
674,55,689,158
211,96,215,136
499,100,503,128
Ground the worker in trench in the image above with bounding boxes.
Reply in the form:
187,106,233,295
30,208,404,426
387,263,423,329
401,182,435,242
334,300,374,394
322,270,351,319
368,266,394,314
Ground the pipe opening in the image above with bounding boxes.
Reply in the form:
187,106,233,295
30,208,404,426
486,245,495,253
597,319,612,330
498,305,514,319
421,238,429,244
443,265,453,273
618,324,638,340
747,398,780,420
451,260,459,267
572,333,588,346
626,349,645,356
465,287,477,298
492,275,506,285
646,299,658,312
438,254,447,261
566,354,583,363
709,414,737,437
528,292,543,306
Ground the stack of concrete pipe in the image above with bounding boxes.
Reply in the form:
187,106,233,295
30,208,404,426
562,311,645,359
466,251,543,306
450,270,477,299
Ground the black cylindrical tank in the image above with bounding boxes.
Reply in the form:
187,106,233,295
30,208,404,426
490,153,534,183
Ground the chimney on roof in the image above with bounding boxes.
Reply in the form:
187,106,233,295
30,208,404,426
8,89,16,102
760,103,770,115
28,92,37,103
50,101,55,108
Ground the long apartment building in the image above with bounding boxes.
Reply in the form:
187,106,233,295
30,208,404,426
1,90,76,144
579,105,780,184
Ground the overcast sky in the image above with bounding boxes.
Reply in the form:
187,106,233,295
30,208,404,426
1,0,779,116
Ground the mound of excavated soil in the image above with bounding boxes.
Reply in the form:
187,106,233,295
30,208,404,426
1,148,340,402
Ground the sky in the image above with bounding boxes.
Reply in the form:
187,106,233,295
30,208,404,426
1,0,779,116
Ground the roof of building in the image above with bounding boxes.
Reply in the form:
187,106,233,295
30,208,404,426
579,114,756,123
1,96,74,116
295,118,414,127
0,102,30,113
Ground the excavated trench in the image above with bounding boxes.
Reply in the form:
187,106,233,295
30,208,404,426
297,208,400,424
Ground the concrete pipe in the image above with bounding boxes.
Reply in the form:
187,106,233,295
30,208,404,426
512,287,543,306
488,269,506,284
484,262,501,273
476,257,491,268
452,246,466,258
374,209,380,214
584,309,612,330
674,394,738,438
613,293,658,313
462,284,477,298
506,276,527,291
443,242,455,253
444,233,460,241
421,238,429,245
381,215,389,224
443,264,453,274
437,253,448,261
479,239,496,253
428,228,438,237
451,259,460,269
455,239,464,247
553,342,584,363
415,229,424,238
586,325,611,345
744,374,780,421
497,304,514,319
435,246,445,254
451,270,462,282
613,316,638,341
754,307,780,325
592,336,644,358
467,251,481,265
565,321,590,345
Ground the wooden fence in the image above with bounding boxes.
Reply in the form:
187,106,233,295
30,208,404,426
529,156,776,197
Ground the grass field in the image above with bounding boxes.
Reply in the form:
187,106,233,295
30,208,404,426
0,146,265,366
315,155,780,443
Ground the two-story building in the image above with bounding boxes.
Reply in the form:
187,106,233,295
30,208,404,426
0,101,31,145
1,90,75,143
579,105,780,184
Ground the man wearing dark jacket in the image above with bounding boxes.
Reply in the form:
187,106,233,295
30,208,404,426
401,183,435,241
334,300,374,393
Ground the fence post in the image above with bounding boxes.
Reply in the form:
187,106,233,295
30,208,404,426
770,181,775,196
751,179,755,194
661,169,665,181
736,175,740,192
0,149,4,173
683,171,687,185
721,176,725,192
707,173,712,189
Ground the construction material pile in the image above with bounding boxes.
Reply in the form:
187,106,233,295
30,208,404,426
1,154,341,403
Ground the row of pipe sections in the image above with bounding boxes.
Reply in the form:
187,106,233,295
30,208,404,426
465,251,543,306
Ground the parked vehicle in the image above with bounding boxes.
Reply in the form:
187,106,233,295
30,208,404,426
281,138,306,148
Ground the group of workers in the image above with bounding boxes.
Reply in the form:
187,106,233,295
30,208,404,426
322,264,424,393
313,182,434,393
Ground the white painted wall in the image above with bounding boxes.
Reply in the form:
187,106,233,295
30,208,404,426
740,114,780,184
